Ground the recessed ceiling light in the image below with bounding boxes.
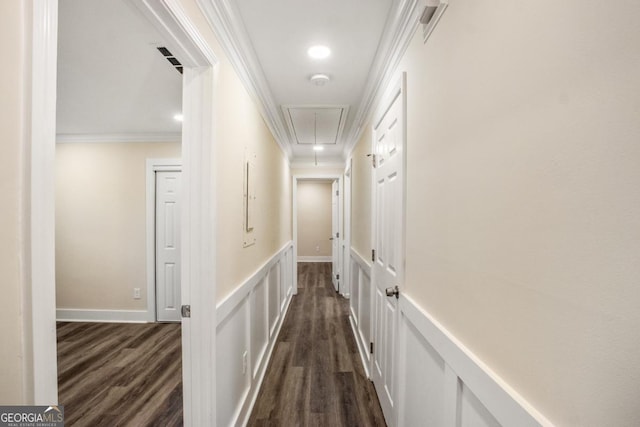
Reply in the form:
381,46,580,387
313,145,324,151
310,74,330,86
307,45,331,59
174,114,183,122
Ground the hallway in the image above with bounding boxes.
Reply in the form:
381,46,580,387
248,263,386,426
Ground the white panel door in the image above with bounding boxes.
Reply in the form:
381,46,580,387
371,78,405,426
331,179,340,292
156,170,182,322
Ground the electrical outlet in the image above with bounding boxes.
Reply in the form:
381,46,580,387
315,245,320,252
133,288,141,299
242,351,248,374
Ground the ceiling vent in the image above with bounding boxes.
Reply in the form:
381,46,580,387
157,46,183,74
282,105,349,145
420,0,448,43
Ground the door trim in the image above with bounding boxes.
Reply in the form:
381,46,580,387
292,174,343,296
30,2,218,424
146,159,182,323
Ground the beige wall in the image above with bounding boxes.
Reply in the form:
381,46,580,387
179,0,292,300
55,142,180,310
350,127,372,258
0,0,29,404
297,181,332,257
391,1,640,425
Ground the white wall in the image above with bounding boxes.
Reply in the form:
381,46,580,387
296,181,332,258
55,142,180,314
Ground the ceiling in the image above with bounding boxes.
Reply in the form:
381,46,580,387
57,0,182,141
57,0,407,163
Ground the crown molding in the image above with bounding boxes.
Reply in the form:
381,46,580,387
56,133,182,143
196,0,292,160
343,0,423,158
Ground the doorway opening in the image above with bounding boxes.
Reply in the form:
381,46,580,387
31,0,218,423
292,174,344,295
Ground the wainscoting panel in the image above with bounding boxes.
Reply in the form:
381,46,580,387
396,295,552,427
348,248,373,377
250,276,268,379
268,261,281,338
215,242,295,427
216,298,250,426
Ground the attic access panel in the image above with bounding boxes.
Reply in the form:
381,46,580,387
282,105,349,145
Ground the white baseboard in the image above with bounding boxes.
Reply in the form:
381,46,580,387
297,256,331,262
56,309,150,323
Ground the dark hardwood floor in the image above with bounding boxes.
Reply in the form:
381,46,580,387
57,321,183,426
248,262,387,427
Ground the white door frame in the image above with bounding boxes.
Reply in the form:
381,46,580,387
342,159,353,298
30,1,218,424
146,159,182,322
292,173,343,295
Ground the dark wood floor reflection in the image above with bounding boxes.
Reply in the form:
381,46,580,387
57,321,182,426
248,262,386,426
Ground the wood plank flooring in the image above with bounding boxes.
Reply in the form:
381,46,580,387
57,321,183,426
248,262,387,426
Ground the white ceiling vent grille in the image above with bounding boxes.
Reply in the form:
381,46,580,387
282,105,349,145
420,0,448,43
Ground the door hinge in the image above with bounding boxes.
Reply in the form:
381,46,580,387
181,305,191,318
366,153,377,168
372,249,376,262
337,274,340,280
336,190,339,196
337,232,340,239
370,342,374,354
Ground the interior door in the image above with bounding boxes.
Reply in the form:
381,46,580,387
331,179,340,292
371,78,405,426
156,170,182,322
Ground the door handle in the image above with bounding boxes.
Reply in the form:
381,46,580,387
385,285,400,299
329,237,334,240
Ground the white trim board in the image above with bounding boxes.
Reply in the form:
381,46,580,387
56,309,149,323
297,256,331,263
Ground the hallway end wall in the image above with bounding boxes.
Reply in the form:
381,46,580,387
296,181,332,258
